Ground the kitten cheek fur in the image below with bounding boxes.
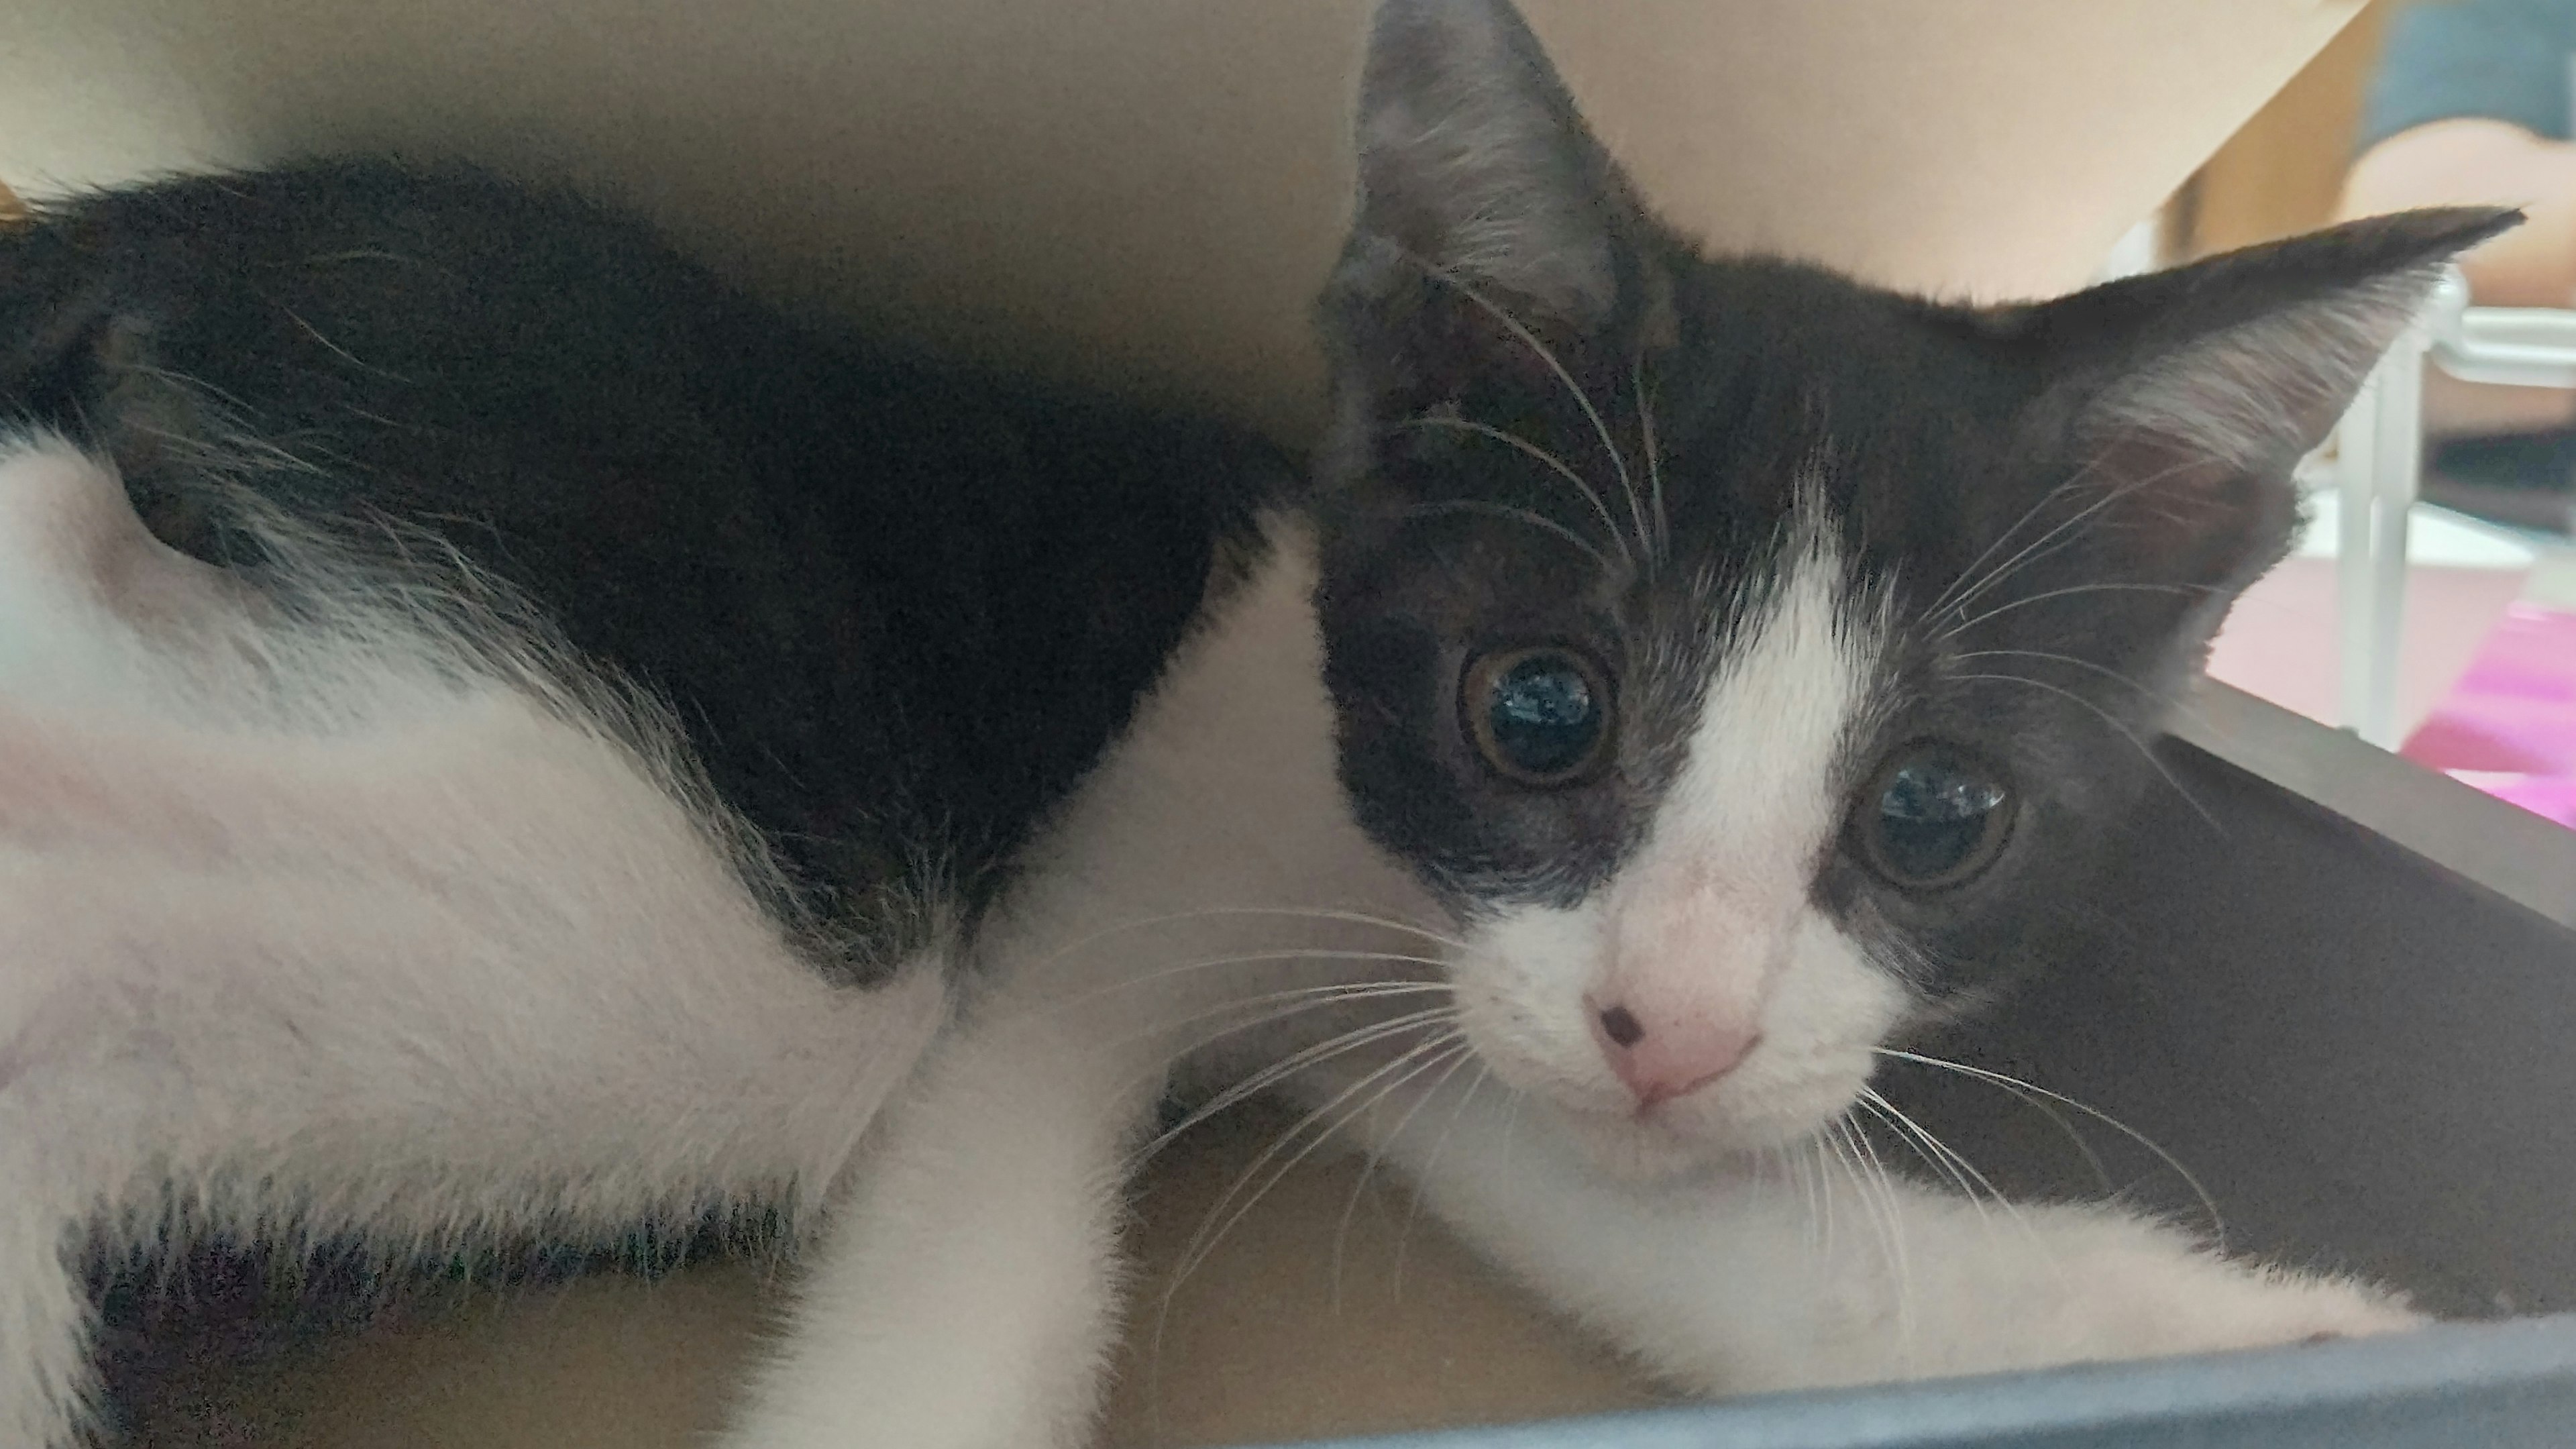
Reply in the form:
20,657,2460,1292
1312,0,2520,1148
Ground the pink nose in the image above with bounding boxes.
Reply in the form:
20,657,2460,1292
1591,1001,1758,1107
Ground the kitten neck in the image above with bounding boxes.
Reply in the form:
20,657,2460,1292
972,517,1444,1041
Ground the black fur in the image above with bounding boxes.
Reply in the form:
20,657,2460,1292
0,158,1289,973
1311,0,2516,1008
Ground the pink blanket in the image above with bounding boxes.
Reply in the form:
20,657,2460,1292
2402,603,2576,828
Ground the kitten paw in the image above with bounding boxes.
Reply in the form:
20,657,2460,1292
2066,1230,2428,1367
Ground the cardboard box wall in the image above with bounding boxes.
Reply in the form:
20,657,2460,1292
5,0,2366,440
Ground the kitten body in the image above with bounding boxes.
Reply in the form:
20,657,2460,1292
0,1,2518,1445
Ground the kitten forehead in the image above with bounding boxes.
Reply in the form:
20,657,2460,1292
1644,515,1880,886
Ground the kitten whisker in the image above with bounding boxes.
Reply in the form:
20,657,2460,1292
1839,1114,1915,1361
1389,1056,1490,1300
1330,1042,1474,1312
1855,1089,1984,1220
1183,1037,1470,1293
1823,1119,1844,1252
1799,1134,1828,1250
1401,250,1648,562
1924,468,2096,621
1821,1122,1870,1289
1937,580,2228,643
1381,498,1615,570
1112,979,1460,1063
1943,648,2176,708
1856,1088,2057,1277
1144,1032,1466,1428
1872,1048,2224,1250
1632,352,1670,567
1872,1091,2073,1295
1944,672,2224,835
1155,1034,1470,1346
1000,947,1456,1032
1886,1048,2114,1195
1005,903,1465,994
1929,449,2208,627
1129,1008,1462,1169
1389,413,1627,564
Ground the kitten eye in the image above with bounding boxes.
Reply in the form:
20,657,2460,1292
1462,646,1613,786
1852,743,2015,890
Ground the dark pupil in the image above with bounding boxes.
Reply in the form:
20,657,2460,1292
1875,760,2006,879
1487,655,1601,777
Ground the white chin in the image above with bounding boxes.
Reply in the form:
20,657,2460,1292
1545,1087,1858,1183
1544,1103,1754,1182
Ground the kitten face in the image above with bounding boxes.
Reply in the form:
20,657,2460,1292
1314,0,2514,1177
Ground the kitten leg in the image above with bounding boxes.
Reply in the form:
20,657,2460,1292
716,963,1161,1449
0,1148,92,1449
0,443,947,1448
1354,1073,2420,1397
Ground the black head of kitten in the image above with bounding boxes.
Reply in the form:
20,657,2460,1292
1308,0,2514,1174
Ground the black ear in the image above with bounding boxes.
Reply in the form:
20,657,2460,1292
2001,207,2520,600
1325,0,1661,355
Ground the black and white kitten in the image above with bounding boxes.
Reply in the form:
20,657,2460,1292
0,0,2514,1444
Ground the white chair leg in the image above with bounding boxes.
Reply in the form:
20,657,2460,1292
2361,322,2430,749
2335,357,2382,740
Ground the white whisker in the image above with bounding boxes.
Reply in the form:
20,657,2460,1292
1938,580,2225,643
1943,671,2222,835
1631,352,1670,566
1925,469,2094,621
1116,979,1459,1064
1873,1048,2224,1249
1841,1116,1915,1363
1143,1030,1462,1428
1382,498,1614,570
991,941,1459,1032
1389,1055,1489,1299
1944,648,2180,709
1929,450,2207,627
1389,415,1626,563
1159,1032,1469,1313
1857,1089,1982,1221
1404,252,1646,561
1018,904,1466,981
1130,1008,1460,1169
1330,1044,1479,1310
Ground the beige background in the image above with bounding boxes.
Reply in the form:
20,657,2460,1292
5,0,2366,439
5,1,2373,1443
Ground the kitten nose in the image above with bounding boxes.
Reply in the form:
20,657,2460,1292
1591,1001,1758,1106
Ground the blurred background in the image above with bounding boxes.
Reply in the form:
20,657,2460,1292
2152,0,2576,828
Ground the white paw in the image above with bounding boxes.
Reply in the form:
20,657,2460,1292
2049,1217,2430,1369
1833,1207,2434,1388
2169,1263,2428,1353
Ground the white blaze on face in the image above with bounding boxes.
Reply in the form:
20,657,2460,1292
1601,529,1869,1075
1452,516,1913,1166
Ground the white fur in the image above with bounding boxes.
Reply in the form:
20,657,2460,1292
0,439,2421,1449
0,439,946,1448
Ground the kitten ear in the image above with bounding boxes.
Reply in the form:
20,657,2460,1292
2008,207,2519,593
1327,0,1651,342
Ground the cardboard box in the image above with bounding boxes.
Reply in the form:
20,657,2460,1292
1,0,2365,440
